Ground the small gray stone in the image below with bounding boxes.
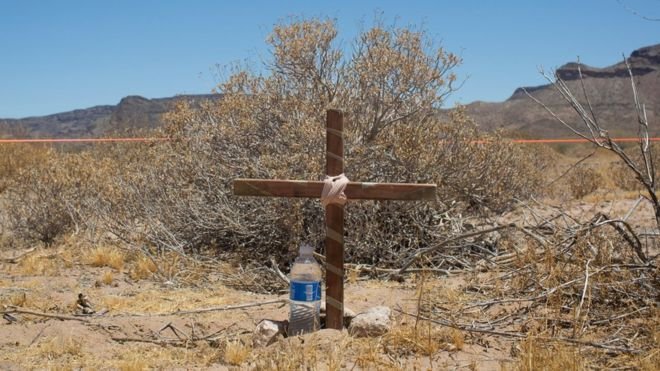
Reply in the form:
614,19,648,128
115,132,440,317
252,319,288,348
348,306,392,337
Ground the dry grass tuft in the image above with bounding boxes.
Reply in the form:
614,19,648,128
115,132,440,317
223,339,251,366
129,255,157,280
509,337,586,371
101,295,127,311
87,246,125,270
450,328,465,351
251,331,353,370
18,254,58,276
109,342,221,370
116,354,150,371
38,336,83,359
5,291,28,307
99,270,114,285
383,322,463,357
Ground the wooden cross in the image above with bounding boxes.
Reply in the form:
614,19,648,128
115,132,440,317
233,109,437,329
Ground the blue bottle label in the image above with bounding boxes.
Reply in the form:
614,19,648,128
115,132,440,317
290,280,321,301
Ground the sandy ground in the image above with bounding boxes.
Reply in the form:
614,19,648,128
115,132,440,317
0,246,516,370
0,191,655,370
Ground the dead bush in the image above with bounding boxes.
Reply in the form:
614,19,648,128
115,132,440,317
91,17,544,272
2,148,123,245
473,214,658,367
0,143,51,193
611,149,660,192
4,150,85,244
567,165,601,199
612,160,642,191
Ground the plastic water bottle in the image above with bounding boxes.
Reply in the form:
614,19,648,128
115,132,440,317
288,244,322,336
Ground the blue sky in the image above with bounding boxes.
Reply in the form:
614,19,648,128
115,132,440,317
0,0,658,118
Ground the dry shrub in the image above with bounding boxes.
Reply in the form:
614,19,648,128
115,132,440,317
2,149,118,245
567,165,601,198
93,17,544,272
489,222,658,367
3,149,82,244
426,110,546,211
0,17,546,293
530,227,648,312
0,143,51,193
1,138,150,247
610,150,660,192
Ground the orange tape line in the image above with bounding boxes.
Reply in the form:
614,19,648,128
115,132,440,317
0,138,170,143
473,137,660,144
508,137,660,144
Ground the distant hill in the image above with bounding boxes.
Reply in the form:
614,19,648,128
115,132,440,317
463,44,660,138
2,44,658,139
0,94,221,138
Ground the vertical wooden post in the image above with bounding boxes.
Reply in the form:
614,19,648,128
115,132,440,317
325,109,344,329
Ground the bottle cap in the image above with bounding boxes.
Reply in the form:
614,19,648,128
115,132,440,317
299,243,314,256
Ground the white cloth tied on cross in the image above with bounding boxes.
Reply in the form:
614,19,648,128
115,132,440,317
321,174,350,207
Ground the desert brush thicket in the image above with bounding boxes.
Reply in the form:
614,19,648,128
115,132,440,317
95,18,544,267
1,18,544,266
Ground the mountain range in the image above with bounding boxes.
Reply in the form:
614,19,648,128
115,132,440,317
464,43,660,137
0,94,220,138
1,44,659,139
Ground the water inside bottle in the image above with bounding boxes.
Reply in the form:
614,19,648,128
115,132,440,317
288,244,322,336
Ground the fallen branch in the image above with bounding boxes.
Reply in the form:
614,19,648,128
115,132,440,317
574,259,592,321
1,307,88,322
28,324,50,346
114,298,287,317
112,322,238,347
270,257,290,285
395,308,526,338
550,336,642,354
395,309,643,354
110,337,190,346
589,213,647,262
396,224,516,275
345,263,453,276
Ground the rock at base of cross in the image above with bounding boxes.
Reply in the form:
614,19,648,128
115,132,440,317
348,306,392,337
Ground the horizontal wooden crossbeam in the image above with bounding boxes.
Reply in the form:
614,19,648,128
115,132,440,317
234,179,436,201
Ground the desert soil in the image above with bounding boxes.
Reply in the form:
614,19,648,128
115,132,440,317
0,193,655,370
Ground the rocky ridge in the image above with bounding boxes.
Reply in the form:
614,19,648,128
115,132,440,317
0,94,220,138
467,43,660,138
